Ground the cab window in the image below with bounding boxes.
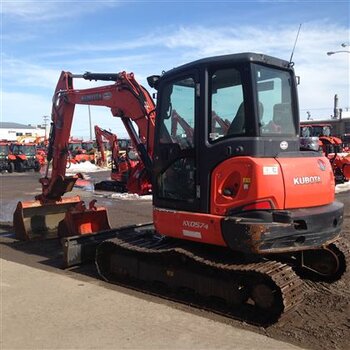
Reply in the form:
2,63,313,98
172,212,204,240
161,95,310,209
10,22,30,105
255,65,296,136
157,76,196,202
159,77,195,149
209,68,245,142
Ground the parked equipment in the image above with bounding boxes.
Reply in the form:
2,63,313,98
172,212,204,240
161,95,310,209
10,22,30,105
10,142,41,172
67,138,94,164
300,125,350,183
0,141,15,173
14,53,348,324
94,125,142,192
94,125,116,167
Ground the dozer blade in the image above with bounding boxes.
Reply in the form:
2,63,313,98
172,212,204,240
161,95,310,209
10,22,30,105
13,196,82,240
62,223,153,267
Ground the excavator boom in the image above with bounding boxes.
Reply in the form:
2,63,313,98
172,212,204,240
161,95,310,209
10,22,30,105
94,125,120,167
14,70,155,240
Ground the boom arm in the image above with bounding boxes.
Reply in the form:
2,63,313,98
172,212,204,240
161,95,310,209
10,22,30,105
39,70,156,202
171,110,194,140
94,125,120,165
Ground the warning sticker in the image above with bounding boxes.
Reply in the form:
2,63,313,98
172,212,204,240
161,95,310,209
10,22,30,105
263,166,279,175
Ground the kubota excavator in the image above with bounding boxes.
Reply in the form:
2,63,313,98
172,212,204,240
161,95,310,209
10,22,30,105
94,125,118,167
14,53,348,325
93,125,143,192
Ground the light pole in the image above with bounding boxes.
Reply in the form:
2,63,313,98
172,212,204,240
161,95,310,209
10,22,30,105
327,50,350,56
88,105,92,140
43,115,49,139
327,43,350,56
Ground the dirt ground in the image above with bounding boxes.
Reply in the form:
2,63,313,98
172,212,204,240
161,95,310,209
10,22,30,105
1,171,349,350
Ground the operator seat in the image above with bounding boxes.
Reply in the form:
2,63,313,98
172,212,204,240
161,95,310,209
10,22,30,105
227,102,245,135
227,102,264,135
272,103,294,133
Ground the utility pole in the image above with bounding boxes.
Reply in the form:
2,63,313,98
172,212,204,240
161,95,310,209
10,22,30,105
43,115,50,139
88,105,92,140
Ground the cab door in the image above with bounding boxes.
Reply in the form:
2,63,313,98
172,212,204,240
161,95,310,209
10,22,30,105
153,71,201,212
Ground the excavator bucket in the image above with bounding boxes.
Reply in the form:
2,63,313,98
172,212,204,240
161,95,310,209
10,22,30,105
57,204,111,238
13,196,83,240
13,197,111,240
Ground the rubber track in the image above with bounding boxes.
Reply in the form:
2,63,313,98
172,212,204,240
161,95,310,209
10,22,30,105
96,230,304,325
330,238,350,277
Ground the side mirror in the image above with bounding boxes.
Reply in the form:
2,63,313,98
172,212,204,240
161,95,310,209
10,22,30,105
147,75,160,90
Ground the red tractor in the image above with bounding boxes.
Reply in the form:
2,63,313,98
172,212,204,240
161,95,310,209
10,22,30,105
0,141,15,173
68,138,94,164
10,142,41,172
300,124,350,183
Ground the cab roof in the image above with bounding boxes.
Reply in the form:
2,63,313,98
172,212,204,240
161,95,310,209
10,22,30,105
161,52,292,80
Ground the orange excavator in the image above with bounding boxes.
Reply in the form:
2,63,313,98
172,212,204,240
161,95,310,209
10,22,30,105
14,53,348,324
14,70,155,240
94,125,118,167
93,125,143,192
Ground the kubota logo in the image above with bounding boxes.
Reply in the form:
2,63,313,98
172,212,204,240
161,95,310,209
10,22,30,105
293,176,321,185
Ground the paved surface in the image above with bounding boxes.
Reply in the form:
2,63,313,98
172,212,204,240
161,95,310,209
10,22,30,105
1,259,302,350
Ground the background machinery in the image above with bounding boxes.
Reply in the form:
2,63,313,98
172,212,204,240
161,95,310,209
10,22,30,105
94,125,116,167
94,125,142,192
14,53,348,324
10,142,41,172
300,124,350,183
68,137,94,164
0,141,15,173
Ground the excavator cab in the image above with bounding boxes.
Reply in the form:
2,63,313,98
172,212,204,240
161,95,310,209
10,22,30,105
152,53,343,264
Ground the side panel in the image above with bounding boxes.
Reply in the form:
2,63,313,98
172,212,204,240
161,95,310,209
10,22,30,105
153,208,226,246
210,157,285,215
276,156,335,208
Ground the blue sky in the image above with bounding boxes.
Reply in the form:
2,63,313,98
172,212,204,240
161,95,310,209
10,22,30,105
1,0,349,138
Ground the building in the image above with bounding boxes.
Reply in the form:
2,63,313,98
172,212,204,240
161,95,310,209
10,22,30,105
0,122,46,141
300,116,350,137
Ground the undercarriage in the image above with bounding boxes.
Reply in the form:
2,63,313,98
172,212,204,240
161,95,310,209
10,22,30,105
63,224,348,326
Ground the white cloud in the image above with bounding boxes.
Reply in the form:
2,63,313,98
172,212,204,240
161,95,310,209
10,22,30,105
1,91,52,124
1,54,153,90
2,56,61,89
1,21,349,137
1,0,120,21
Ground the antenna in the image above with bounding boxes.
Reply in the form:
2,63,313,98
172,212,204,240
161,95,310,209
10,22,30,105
289,23,302,66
